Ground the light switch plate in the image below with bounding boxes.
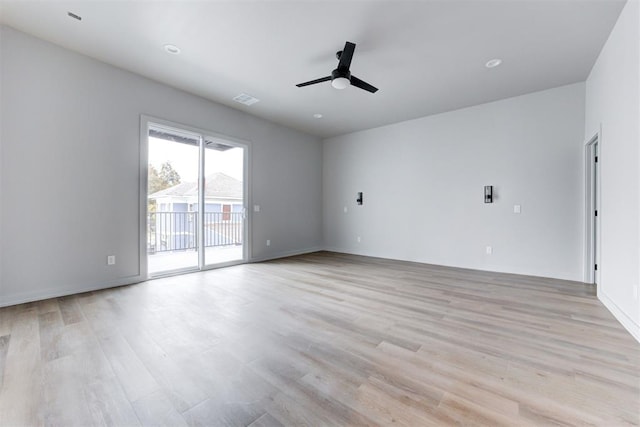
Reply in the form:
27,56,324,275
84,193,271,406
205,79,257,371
514,205,521,214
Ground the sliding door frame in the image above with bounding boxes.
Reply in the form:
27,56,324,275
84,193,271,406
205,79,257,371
139,115,252,279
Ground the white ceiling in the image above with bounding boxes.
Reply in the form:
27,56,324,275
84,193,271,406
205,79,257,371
0,0,626,138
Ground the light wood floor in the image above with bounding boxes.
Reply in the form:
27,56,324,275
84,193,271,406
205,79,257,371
0,252,638,426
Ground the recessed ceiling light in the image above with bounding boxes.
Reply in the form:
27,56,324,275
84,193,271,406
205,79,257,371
313,113,323,119
164,44,181,55
485,58,502,68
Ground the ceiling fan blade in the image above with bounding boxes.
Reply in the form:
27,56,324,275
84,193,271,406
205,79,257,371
296,76,332,87
338,41,355,70
350,75,378,93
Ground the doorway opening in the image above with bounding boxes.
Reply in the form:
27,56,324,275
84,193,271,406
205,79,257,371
584,134,599,284
143,119,248,277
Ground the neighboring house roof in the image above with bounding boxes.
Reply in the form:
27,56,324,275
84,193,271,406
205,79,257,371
150,181,194,198
149,172,242,200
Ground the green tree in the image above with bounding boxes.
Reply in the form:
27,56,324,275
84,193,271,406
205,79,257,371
148,162,181,215
149,162,181,194
160,162,181,187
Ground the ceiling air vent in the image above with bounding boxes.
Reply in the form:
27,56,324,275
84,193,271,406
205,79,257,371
232,93,260,106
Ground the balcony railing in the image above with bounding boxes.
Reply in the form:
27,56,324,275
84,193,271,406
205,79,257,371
147,211,243,254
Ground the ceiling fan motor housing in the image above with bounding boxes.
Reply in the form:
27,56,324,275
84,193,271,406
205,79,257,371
331,68,351,81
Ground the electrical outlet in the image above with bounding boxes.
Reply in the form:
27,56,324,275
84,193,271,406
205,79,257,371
344,206,348,213
253,205,260,212
107,255,116,265
514,205,521,214
357,236,361,243
266,239,271,247
486,246,492,255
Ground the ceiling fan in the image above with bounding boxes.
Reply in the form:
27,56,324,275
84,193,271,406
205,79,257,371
296,41,378,93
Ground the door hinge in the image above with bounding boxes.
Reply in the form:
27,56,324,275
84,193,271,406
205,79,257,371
595,210,598,217
595,156,598,163
595,264,598,271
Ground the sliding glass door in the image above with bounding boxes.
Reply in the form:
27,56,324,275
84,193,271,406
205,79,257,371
145,121,247,277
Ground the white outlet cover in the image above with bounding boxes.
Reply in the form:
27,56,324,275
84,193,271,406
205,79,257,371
344,206,348,213
486,246,493,255
514,205,521,214
253,205,260,212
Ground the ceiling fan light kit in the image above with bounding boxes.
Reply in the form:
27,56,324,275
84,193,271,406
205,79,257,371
331,76,350,90
297,41,378,93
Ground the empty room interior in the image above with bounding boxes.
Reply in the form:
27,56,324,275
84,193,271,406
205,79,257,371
0,0,639,425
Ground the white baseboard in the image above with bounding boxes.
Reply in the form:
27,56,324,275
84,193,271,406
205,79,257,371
598,290,640,343
0,247,324,307
322,246,372,258
0,275,144,308
250,246,323,263
322,247,584,282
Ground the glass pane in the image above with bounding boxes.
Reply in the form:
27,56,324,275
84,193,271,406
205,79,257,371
147,127,200,275
204,141,244,266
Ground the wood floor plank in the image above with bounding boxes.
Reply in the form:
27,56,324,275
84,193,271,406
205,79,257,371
0,307,44,427
83,376,142,426
247,412,284,427
38,309,65,362
97,333,161,403
42,355,97,426
131,390,187,427
58,295,84,325
0,335,10,389
182,396,265,427
123,326,209,413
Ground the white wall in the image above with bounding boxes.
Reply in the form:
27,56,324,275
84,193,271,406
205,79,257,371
324,83,586,281
0,26,323,306
585,0,640,341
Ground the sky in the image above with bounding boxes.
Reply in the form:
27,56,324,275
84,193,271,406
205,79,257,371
148,137,244,182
